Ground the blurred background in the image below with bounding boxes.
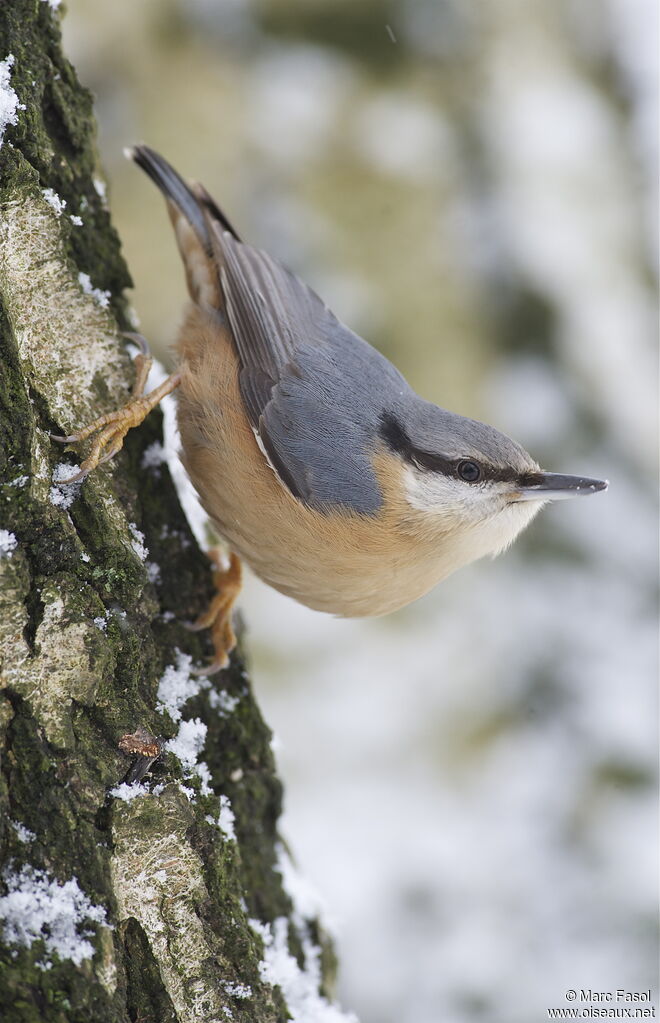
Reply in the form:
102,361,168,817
63,2,657,1020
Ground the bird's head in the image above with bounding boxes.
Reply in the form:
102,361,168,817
379,404,607,568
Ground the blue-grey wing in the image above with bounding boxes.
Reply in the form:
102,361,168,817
215,228,410,514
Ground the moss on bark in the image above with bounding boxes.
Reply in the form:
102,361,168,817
0,4,339,1021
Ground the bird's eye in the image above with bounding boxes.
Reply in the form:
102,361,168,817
457,459,481,483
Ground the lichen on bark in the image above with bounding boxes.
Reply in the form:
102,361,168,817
0,4,343,1022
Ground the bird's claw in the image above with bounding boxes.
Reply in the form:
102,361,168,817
188,549,242,676
190,657,229,678
55,466,92,485
184,619,208,633
50,432,80,444
49,334,180,481
121,331,151,357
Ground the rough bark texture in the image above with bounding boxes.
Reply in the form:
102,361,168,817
0,4,336,1021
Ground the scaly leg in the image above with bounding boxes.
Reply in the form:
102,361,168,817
188,549,242,676
51,332,181,483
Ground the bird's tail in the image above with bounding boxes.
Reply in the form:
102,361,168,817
126,144,240,305
127,144,213,251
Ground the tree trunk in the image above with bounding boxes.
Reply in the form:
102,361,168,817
0,5,345,1021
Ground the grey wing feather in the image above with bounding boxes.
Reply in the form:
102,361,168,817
214,228,410,514
218,228,330,412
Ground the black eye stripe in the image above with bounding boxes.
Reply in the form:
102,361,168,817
379,411,541,487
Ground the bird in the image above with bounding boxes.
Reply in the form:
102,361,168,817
53,145,608,673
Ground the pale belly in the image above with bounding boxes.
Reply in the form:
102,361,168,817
190,466,448,617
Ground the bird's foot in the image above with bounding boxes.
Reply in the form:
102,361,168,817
187,549,242,676
50,332,181,483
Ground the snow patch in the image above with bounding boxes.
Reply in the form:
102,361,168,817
141,440,166,470
109,782,150,803
208,689,240,716
78,271,111,309
128,522,148,561
50,463,82,510
10,821,35,844
145,358,210,548
0,55,19,149
0,864,107,968
42,189,66,217
157,649,208,722
165,718,212,796
146,561,161,584
0,530,17,558
223,979,252,999
275,843,330,929
250,916,357,1023
216,794,237,841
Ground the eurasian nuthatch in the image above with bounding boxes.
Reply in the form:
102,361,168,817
55,146,607,671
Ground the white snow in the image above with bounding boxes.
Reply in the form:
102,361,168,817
109,782,150,802
41,0,62,10
10,821,35,844
141,440,166,470
42,188,66,216
216,794,236,841
157,657,241,800
0,864,107,968
127,522,148,561
156,649,208,722
223,980,252,999
78,271,111,309
8,475,28,488
251,917,357,1023
70,215,83,226
93,608,128,632
49,463,82,510
207,689,240,716
146,561,161,584
0,55,19,149
275,843,330,930
145,357,210,548
165,717,212,796
93,178,107,203
165,717,207,769
0,530,17,558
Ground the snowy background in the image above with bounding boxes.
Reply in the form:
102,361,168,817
62,1,658,1020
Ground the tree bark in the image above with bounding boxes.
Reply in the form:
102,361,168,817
0,4,341,1022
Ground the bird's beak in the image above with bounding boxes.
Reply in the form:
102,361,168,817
513,472,609,502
